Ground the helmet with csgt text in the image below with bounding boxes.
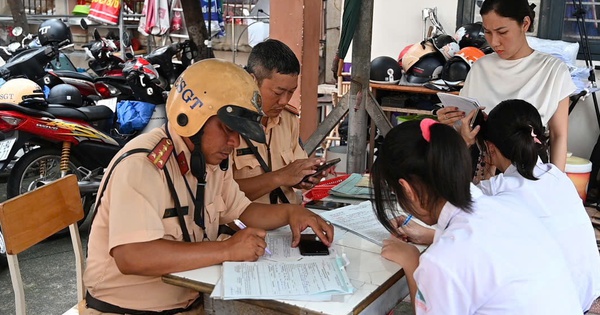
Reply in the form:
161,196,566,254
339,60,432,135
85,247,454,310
166,59,266,143
0,78,46,106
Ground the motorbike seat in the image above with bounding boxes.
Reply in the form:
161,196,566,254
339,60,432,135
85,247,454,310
77,105,114,121
53,70,94,81
46,104,113,122
0,102,55,118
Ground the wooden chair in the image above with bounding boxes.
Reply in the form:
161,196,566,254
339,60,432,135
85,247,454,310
0,175,85,315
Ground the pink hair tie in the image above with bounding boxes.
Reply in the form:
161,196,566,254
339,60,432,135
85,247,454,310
420,118,438,142
530,127,542,145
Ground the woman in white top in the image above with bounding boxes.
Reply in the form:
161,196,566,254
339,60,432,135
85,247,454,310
437,0,576,170
396,100,600,312
371,119,580,314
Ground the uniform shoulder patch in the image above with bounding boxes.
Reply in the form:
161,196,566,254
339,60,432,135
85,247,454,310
284,104,300,116
147,138,174,169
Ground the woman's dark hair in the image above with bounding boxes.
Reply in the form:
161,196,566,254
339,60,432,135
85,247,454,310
246,39,300,84
370,120,473,237
480,99,548,180
480,0,536,32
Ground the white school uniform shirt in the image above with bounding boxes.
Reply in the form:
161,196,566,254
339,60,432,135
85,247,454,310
478,160,600,311
460,51,576,126
413,185,581,315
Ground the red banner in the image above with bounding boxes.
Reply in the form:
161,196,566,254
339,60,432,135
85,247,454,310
88,0,121,25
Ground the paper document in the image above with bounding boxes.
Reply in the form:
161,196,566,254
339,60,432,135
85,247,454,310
436,92,481,114
329,173,371,199
319,201,390,246
217,257,354,300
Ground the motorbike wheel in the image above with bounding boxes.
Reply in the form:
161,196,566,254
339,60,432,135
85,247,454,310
7,147,91,227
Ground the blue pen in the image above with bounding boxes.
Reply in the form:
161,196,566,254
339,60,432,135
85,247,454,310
401,215,413,227
233,219,272,255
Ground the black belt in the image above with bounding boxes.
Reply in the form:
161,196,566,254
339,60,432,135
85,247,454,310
85,292,202,315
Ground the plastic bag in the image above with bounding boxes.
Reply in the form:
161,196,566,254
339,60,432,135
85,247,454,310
116,100,156,134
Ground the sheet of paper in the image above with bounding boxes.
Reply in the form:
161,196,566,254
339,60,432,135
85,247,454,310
436,92,481,114
319,201,390,246
221,257,354,300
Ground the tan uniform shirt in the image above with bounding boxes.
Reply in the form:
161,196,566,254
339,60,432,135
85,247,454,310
84,124,251,312
232,110,307,204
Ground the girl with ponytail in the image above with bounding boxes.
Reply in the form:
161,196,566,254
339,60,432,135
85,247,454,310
371,118,580,314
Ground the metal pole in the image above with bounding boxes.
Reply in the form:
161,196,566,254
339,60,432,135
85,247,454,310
346,0,374,174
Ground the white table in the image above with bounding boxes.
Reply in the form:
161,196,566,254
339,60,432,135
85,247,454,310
162,205,420,314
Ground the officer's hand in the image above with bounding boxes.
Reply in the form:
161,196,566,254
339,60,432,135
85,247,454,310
274,157,324,188
224,227,267,261
437,106,465,126
288,206,334,247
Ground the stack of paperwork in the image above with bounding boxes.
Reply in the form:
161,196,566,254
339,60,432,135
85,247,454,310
209,232,355,301
329,173,371,199
210,257,354,301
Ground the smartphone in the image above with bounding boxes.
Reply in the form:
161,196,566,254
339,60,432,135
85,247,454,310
298,234,330,256
471,109,485,129
304,200,351,210
301,158,342,183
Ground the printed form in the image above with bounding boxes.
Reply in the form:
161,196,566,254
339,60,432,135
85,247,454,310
319,201,390,246
218,257,354,300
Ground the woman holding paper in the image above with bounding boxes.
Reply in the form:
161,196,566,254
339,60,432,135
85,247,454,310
370,118,580,314
436,0,576,170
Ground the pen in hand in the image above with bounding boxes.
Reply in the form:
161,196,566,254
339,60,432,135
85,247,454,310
233,219,272,255
401,215,413,227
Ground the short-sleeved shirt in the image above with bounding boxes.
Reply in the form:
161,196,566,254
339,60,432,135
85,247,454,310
460,51,576,126
413,185,581,314
232,110,307,204
478,160,600,311
84,124,252,312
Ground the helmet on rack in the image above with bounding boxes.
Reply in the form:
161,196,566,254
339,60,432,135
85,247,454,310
38,19,73,46
0,78,46,108
401,41,437,73
405,54,445,84
397,44,414,68
429,34,460,60
440,47,485,83
166,59,265,143
48,84,83,107
370,56,402,84
453,22,488,49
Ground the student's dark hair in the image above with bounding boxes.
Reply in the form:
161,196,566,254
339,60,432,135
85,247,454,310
246,39,300,84
370,120,473,237
480,0,536,32
481,99,547,180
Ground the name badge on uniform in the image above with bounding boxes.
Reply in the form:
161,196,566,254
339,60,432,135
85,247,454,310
236,148,253,156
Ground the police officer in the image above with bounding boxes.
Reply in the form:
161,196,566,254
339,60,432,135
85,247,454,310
83,59,334,314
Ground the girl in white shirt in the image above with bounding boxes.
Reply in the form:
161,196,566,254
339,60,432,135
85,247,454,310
436,0,576,170
371,119,580,314
396,100,600,312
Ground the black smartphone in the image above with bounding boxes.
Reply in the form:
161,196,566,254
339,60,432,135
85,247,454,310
298,234,330,256
301,158,342,183
471,109,485,129
305,200,351,210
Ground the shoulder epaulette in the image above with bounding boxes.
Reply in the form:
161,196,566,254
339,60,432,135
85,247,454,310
284,104,300,116
147,138,174,169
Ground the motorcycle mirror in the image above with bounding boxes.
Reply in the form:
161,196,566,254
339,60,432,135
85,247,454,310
12,27,23,37
122,31,132,48
80,18,89,30
93,29,101,41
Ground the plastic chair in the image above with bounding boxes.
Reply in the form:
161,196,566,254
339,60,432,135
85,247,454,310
0,175,85,315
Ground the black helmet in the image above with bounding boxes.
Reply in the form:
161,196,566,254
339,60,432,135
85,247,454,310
441,57,470,82
38,19,73,46
405,55,444,84
48,84,83,107
370,56,402,84
453,22,488,49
